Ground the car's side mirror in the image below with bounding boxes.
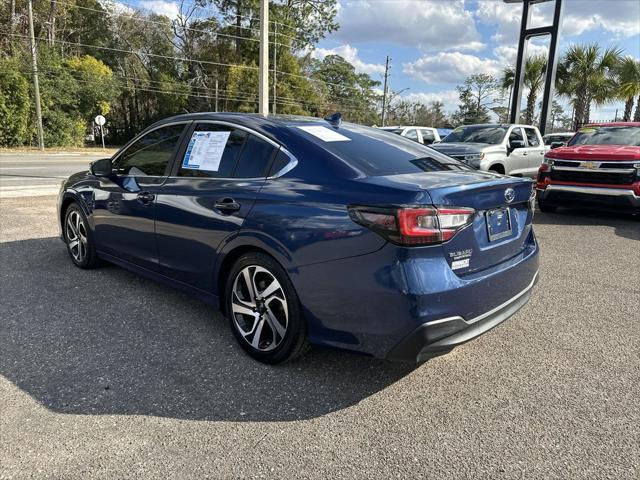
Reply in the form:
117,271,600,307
508,140,525,154
90,158,114,177
550,141,565,149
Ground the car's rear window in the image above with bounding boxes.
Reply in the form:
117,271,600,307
295,123,472,176
568,126,640,146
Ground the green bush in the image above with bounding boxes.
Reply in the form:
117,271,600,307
42,110,86,147
0,60,31,147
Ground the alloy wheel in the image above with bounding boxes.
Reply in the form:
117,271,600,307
230,265,289,352
66,210,88,263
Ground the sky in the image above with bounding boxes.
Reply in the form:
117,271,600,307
116,0,640,120
313,0,640,119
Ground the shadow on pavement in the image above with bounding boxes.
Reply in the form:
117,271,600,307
0,237,413,422
534,209,640,241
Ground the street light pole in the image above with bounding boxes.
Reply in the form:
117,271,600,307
27,0,44,150
258,0,269,115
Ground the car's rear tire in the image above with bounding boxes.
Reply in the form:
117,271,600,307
537,200,557,213
63,203,100,269
225,252,308,364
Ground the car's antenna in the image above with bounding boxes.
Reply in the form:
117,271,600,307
324,112,342,128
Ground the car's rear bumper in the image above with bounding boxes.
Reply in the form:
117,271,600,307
294,228,539,362
386,271,538,363
537,184,640,210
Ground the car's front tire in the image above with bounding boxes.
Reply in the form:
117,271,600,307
225,252,308,364
63,203,100,269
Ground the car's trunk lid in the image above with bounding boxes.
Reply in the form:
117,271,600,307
362,171,535,274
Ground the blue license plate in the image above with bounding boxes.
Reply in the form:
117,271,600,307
486,207,512,241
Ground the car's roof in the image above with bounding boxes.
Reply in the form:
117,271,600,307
543,132,574,136
151,112,325,129
381,126,436,130
459,123,536,128
583,122,640,127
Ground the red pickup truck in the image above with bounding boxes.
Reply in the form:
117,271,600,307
536,122,640,214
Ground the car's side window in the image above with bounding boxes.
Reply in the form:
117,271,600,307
113,124,186,176
404,129,419,142
421,129,435,145
268,149,292,177
524,128,541,147
233,134,277,178
508,127,525,146
178,124,247,178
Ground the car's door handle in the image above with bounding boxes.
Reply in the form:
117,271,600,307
137,191,155,205
214,198,241,212
522,151,528,156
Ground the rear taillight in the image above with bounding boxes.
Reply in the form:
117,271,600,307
349,206,475,246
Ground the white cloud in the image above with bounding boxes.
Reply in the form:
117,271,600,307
139,0,179,20
399,90,461,112
334,0,484,51
477,0,640,43
100,0,135,15
403,52,503,84
311,44,386,75
493,42,550,66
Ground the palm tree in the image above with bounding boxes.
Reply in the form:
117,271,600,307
556,43,622,129
616,57,640,121
502,54,547,125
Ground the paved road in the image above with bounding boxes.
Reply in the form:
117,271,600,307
0,156,638,479
0,153,101,198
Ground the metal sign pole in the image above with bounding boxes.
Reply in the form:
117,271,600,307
505,0,564,135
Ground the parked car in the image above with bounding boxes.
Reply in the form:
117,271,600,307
543,132,574,151
430,124,545,177
380,126,441,145
537,122,640,214
58,113,539,364
437,128,453,139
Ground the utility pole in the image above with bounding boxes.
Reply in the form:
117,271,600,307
258,0,269,115
215,79,219,112
272,22,277,115
27,0,44,150
380,56,390,127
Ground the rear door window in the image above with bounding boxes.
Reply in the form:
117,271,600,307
509,127,525,146
233,134,276,178
524,128,540,147
404,129,419,142
420,129,435,145
178,124,247,178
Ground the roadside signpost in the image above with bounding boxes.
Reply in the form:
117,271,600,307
94,115,106,149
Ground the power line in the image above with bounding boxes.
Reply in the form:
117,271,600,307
2,31,260,71
54,0,295,48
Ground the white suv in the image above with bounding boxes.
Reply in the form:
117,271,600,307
380,126,441,145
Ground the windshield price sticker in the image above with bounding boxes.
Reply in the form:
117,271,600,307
182,131,231,171
297,125,351,142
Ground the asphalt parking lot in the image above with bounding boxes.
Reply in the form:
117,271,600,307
1,154,638,479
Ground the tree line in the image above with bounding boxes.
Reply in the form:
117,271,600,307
450,44,640,130
1,0,381,147
1,1,638,148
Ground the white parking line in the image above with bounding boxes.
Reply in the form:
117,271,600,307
0,185,61,198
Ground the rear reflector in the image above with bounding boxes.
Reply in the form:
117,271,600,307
349,206,475,246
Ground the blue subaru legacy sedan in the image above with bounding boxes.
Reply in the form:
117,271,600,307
57,113,539,364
